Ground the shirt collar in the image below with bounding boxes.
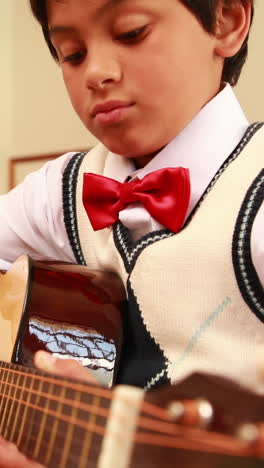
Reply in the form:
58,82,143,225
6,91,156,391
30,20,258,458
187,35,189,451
104,84,249,214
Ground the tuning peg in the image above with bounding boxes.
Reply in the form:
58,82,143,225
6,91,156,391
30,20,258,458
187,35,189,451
237,423,264,455
167,398,214,429
237,423,260,443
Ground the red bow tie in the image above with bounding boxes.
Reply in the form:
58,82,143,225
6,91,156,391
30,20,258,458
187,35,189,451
82,167,190,232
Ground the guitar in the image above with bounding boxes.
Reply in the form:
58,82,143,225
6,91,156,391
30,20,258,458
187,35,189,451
0,255,125,387
0,256,264,467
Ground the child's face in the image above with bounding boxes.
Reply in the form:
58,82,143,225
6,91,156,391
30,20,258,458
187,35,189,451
47,0,223,165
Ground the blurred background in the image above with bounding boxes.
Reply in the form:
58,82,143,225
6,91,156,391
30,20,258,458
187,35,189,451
0,0,263,194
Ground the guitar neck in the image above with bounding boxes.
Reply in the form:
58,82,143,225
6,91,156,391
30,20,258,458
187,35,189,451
0,361,110,467
1,362,264,468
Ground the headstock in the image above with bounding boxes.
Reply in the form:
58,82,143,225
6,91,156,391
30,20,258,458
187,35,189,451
137,372,264,465
147,372,264,432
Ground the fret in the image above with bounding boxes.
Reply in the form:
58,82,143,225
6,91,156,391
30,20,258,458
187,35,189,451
43,383,67,466
0,366,13,435
0,364,9,429
0,364,5,407
78,395,101,468
4,371,22,440
23,375,44,456
59,386,82,468
9,372,26,444
16,374,35,449
33,379,52,460
0,363,7,417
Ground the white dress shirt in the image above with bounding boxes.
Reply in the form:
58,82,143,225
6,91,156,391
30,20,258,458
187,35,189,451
0,85,263,284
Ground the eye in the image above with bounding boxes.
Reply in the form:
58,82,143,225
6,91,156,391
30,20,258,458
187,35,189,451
62,51,86,65
116,26,147,43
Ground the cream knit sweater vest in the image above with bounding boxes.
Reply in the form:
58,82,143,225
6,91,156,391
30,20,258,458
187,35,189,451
63,124,264,392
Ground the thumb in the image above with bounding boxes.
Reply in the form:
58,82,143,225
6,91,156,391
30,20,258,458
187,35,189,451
0,437,44,468
34,351,97,384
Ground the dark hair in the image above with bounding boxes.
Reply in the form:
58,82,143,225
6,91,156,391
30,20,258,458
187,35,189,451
29,0,254,86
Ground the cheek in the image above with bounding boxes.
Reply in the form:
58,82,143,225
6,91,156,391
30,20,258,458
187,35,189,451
128,57,186,105
127,58,170,98
127,37,189,97
62,71,85,117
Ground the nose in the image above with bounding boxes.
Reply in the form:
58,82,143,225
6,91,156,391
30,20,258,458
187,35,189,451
84,46,122,91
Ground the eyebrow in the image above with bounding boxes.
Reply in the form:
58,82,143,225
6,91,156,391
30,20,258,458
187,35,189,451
49,0,128,37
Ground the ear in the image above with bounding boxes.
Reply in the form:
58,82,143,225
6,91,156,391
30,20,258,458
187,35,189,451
214,0,252,58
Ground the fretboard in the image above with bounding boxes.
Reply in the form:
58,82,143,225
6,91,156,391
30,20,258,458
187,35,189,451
1,361,264,467
0,361,111,467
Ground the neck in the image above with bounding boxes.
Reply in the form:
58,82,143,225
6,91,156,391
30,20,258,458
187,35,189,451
133,147,165,169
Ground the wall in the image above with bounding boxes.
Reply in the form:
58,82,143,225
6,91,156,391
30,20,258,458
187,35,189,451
0,2,15,193
236,0,264,121
0,0,97,194
12,1,98,156
0,0,263,194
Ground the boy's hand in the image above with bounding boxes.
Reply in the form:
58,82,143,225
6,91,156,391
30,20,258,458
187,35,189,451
0,351,97,467
34,350,97,383
0,437,43,468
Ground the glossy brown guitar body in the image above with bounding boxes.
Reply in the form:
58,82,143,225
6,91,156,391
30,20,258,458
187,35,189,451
0,256,264,467
0,256,124,386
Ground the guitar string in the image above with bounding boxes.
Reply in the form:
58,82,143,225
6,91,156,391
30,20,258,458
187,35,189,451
55,385,82,467
1,375,214,439
12,414,103,453
14,374,35,447
0,369,9,431
0,385,254,458
77,395,102,468
0,364,170,422
44,384,67,466
23,376,45,455
2,393,103,467
3,371,22,440
0,378,109,420
32,380,52,460
11,428,100,467
0,364,112,400
0,365,259,446
0,366,261,458
0,388,105,436
0,363,183,422
0,369,13,434
133,432,256,458
12,410,259,468
2,408,255,461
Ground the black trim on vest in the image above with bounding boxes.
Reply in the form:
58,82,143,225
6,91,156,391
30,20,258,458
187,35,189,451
232,170,264,321
114,123,263,274
185,122,263,227
113,222,173,273
115,279,169,388
62,152,87,265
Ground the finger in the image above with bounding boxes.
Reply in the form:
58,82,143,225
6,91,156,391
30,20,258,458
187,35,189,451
34,351,97,384
0,437,44,468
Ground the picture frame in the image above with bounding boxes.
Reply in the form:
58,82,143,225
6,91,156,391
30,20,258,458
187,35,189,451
9,150,87,189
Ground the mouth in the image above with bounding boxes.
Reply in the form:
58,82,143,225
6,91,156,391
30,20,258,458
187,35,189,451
91,100,134,125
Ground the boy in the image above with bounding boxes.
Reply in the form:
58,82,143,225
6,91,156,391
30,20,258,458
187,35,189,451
0,0,263,465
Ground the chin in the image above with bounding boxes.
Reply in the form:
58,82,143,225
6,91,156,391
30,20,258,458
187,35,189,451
102,139,140,157
102,136,160,159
